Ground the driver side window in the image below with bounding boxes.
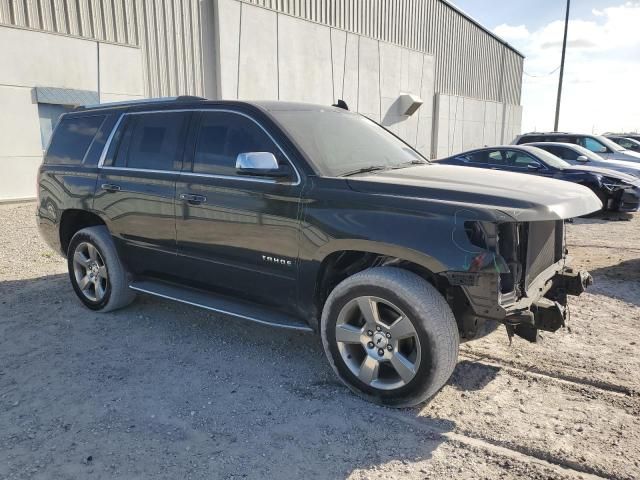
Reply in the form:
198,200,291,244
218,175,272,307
557,147,579,160
504,150,540,169
192,111,285,176
581,137,608,154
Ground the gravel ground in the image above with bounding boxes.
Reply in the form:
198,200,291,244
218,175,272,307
1,202,639,480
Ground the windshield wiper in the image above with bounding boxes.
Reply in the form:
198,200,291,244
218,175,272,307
389,159,429,169
341,165,389,177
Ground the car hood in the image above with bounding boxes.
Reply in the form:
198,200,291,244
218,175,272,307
564,165,640,184
346,164,602,221
593,158,640,172
610,150,640,161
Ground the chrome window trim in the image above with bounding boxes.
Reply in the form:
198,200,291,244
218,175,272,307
96,108,301,186
101,166,176,175
97,113,125,168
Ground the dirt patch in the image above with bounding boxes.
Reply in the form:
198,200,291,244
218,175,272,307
1,202,639,479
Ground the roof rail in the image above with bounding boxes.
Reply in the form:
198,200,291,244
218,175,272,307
522,131,571,135
76,95,206,110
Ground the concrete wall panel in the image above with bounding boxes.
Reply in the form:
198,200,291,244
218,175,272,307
0,156,43,201
340,33,360,111
0,86,42,157
277,15,333,104
330,29,347,103
357,36,381,119
0,26,97,90
215,0,242,99
237,6,278,100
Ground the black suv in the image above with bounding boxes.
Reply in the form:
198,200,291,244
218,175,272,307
37,98,598,407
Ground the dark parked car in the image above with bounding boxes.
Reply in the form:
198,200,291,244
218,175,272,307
513,132,640,163
37,98,599,407
437,145,640,212
526,142,640,177
606,135,640,152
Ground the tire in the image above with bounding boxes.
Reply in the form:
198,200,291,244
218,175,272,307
587,187,608,214
67,226,136,312
321,267,459,407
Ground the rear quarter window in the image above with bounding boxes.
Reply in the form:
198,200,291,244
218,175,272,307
518,135,542,144
44,115,106,165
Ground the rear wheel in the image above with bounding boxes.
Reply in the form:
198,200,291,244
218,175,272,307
321,267,459,407
67,226,136,312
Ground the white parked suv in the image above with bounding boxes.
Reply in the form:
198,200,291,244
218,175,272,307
526,142,640,177
513,132,640,163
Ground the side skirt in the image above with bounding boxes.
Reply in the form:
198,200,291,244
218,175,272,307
129,279,313,332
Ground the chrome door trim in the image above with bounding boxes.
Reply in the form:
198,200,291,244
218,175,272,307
97,113,125,168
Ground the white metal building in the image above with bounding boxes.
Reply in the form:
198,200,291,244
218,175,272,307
0,0,523,202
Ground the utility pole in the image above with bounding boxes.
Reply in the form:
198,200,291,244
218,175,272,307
554,0,571,131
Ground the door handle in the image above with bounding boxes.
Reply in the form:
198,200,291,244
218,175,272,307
101,183,121,192
179,193,207,204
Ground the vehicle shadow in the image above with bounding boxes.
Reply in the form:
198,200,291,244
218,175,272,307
0,274,506,479
572,211,634,224
589,258,640,307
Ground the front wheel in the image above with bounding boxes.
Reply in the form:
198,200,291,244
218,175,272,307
321,267,459,407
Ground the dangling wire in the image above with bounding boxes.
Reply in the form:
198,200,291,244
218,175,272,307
523,66,561,78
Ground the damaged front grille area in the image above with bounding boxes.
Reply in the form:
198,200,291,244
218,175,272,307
523,220,564,289
498,220,565,298
463,219,566,301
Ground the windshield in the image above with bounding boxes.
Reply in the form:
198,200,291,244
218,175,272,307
595,135,626,152
271,109,427,176
567,144,605,161
525,147,572,169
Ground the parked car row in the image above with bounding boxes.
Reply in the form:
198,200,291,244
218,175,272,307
605,133,640,152
513,132,640,162
434,132,640,214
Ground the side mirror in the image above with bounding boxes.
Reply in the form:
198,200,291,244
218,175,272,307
576,155,589,162
597,146,607,153
527,161,543,170
236,152,289,178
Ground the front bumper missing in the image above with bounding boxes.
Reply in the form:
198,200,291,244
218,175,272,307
447,264,593,342
504,269,593,343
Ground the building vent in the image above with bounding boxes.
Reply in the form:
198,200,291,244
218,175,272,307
398,94,423,116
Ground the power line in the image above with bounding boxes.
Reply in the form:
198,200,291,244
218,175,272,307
523,65,560,78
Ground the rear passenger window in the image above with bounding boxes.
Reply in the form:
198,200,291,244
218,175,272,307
193,111,283,176
487,150,506,165
464,152,488,164
117,112,189,171
45,115,106,165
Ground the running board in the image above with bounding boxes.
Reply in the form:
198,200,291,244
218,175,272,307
129,279,313,332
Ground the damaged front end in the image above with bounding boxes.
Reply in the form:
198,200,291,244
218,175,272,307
441,219,593,343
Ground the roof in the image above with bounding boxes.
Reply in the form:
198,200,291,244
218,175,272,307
73,97,353,115
439,0,525,58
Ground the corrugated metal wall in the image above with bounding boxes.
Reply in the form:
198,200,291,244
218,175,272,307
242,0,523,104
0,0,205,98
0,0,522,104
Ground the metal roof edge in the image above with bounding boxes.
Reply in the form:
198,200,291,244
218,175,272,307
439,0,526,59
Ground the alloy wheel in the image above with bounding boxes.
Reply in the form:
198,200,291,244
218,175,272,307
72,242,108,302
335,296,421,390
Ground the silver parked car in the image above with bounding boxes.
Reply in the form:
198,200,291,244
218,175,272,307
526,142,640,177
513,132,640,163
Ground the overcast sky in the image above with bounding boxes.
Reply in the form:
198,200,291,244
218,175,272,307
449,0,640,134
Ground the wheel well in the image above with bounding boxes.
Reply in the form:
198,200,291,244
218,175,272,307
59,210,106,256
314,250,438,320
